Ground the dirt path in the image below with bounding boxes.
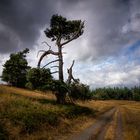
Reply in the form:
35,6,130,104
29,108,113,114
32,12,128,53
115,108,123,140
69,107,116,140
69,106,124,140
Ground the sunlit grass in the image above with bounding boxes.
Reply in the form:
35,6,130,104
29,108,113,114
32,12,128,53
121,104,140,140
0,85,55,100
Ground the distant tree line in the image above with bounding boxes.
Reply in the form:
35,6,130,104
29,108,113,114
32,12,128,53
91,87,140,101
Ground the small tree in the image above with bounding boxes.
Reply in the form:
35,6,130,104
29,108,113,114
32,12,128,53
38,14,84,103
69,82,92,101
26,68,53,90
2,48,30,87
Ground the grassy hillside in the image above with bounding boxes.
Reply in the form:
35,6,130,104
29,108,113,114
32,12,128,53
0,85,140,140
0,85,114,140
121,102,140,140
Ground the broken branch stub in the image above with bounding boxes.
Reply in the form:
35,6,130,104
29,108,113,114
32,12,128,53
67,60,79,84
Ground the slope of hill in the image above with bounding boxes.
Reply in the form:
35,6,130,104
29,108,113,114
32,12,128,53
0,85,112,139
0,85,140,140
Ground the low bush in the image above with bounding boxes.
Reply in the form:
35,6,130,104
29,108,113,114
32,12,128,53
26,68,53,90
69,82,92,101
61,104,95,118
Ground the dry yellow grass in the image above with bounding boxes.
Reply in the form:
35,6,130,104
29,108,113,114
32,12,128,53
0,85,55,100
78,100,116,113
121,103,140,140
79,100,140,140
1,85,140,140
102,100,140,140
0,85,95,139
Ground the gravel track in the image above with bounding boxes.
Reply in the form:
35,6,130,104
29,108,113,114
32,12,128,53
69,107,116,140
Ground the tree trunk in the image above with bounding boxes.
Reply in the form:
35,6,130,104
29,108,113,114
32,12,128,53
58,46,64,82
55,45,66,104
55,91,66,104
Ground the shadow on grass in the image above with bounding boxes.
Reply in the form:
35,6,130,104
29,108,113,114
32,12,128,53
37,98,98,117
0,92,98,136
0,123,8,140
11,92,98,117
37,98,57,105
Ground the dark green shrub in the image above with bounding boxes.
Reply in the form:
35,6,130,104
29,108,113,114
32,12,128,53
2,48,30,87
63,105,94,118
69,82,92,101
50,80,68,93
26,68,53,90
25,82,33,90
49,80,69,103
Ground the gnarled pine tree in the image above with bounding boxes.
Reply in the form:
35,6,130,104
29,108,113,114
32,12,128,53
38,14,84,103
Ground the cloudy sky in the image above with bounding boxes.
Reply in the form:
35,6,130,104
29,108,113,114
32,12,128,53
0,0,140,88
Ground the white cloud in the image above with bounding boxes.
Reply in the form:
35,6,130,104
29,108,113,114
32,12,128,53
1,0,140,88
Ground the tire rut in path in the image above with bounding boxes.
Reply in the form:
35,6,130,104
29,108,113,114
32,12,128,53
69,107,116,140
115,108,123,140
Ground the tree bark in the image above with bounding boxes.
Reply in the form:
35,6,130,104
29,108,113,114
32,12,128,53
55,91,66,104
58,46,64,82
55,43,66,104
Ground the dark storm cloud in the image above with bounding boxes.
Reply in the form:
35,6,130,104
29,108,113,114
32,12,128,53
86,0,132,58
56,0,140,61
0,0,140,57
0,0,140,87
0,0,56,53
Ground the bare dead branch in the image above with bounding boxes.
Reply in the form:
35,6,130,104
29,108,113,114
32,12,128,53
50,66,59,68
42,59,60,68
51,71,59,74
72,77,79,83
38,50,59,67
70,60,75,69
37,50,46,57
67,60,79,84
42,41,51,50
67,60,75,84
